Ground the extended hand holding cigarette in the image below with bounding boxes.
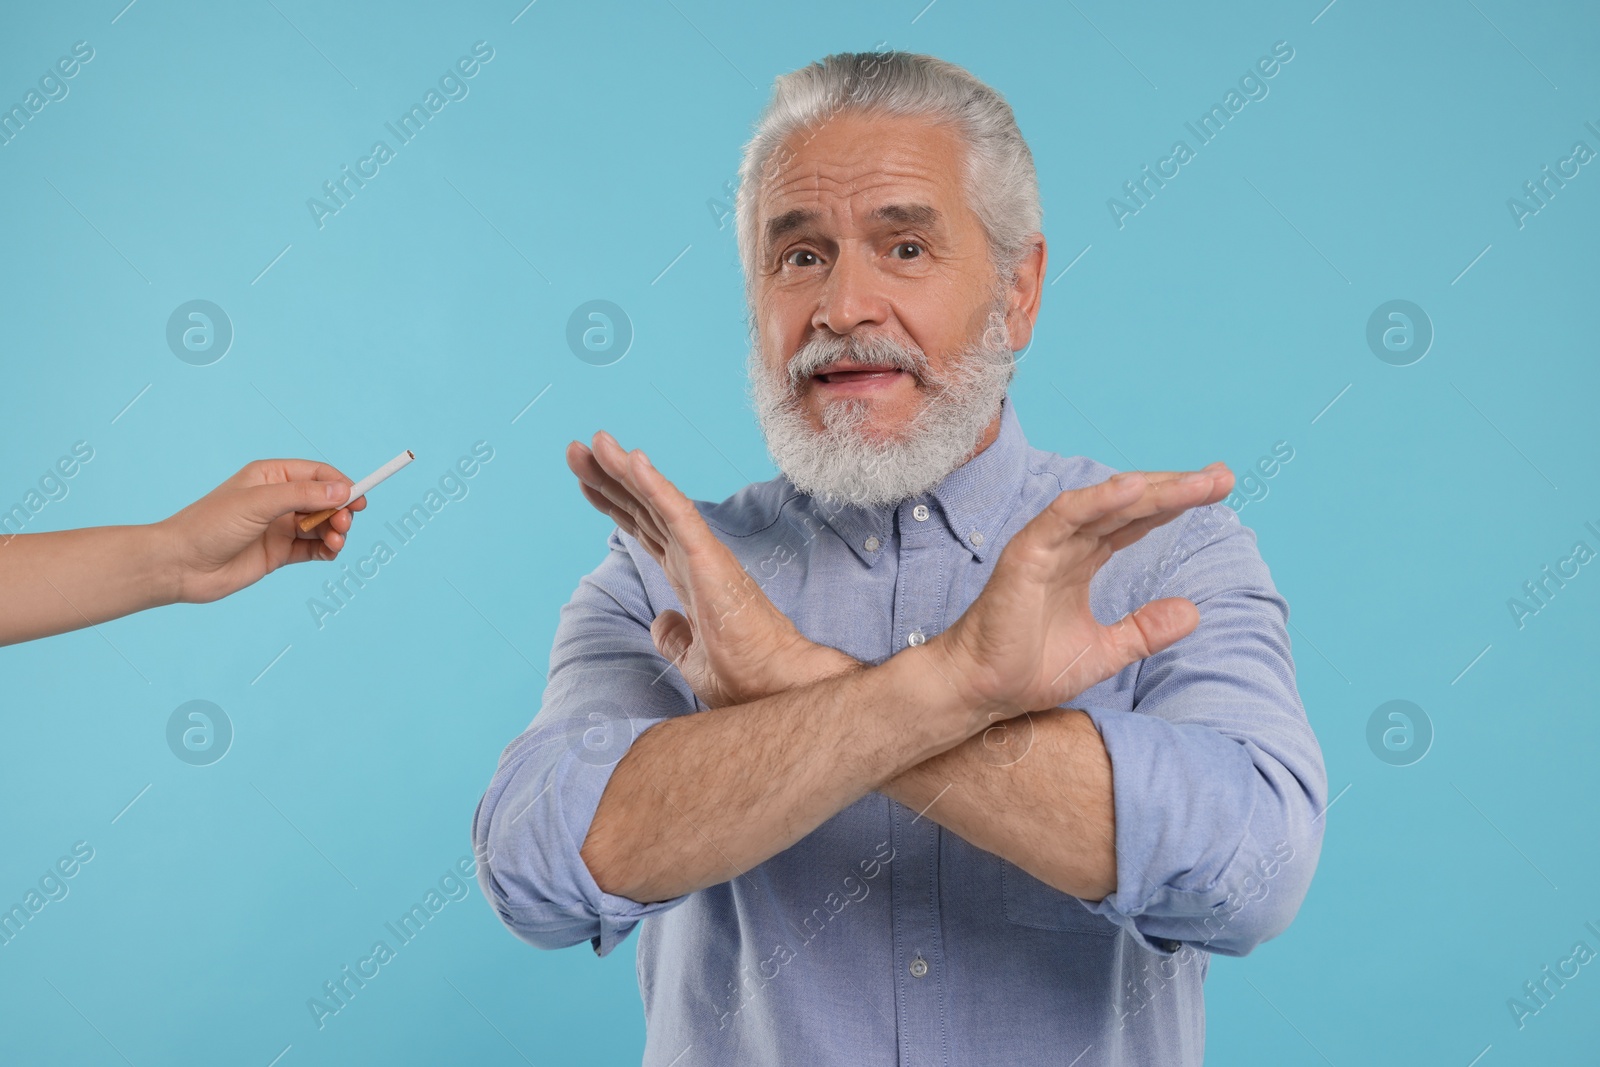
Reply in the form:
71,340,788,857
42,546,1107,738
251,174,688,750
298,450,414,532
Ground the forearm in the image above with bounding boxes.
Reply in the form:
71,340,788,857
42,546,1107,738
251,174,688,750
780,646,1116,899
579,643,983,903
880,708,1116,900
0,525,177,646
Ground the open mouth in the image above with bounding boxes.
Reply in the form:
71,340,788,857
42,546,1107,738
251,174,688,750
812,365,910,387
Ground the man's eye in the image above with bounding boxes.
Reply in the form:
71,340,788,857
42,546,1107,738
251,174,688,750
784,250,821,267
891,242,923,260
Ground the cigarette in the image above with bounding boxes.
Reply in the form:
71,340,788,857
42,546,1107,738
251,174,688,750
297,449,414,532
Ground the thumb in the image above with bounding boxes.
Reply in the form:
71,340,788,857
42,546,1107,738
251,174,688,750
1118,597,1200,662
237,479,352,524
651,610,694,664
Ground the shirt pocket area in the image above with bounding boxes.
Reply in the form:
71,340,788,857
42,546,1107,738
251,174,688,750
1000,860,1123,937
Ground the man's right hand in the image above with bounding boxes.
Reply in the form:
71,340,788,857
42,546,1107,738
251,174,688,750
568,430,854,709
924,464,1235,734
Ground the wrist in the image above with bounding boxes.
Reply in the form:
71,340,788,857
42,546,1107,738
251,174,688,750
881,641,1015,755
143,519,190,606
742,633,860,705
794,641,862,687
918,633,1023,727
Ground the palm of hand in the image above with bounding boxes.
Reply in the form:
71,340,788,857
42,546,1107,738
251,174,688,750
653,530,807,708
570,432,818,710
933,467,1233,718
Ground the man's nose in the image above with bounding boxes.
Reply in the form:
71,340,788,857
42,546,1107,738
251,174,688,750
812,250,889,336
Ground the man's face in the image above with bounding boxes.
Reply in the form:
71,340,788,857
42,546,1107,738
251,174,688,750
751,111,1018,445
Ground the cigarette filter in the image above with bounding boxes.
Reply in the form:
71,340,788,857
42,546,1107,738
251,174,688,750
297,449,414,532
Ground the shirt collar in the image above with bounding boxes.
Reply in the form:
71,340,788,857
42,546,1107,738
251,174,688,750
805,393,1030,566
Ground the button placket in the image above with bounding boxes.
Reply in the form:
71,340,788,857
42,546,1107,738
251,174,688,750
888,508,952,1067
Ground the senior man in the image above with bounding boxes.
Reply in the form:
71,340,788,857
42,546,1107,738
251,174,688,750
473,51,1325,1066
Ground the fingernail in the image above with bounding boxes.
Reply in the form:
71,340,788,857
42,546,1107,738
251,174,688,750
1178,471,1211,485
326,482,348,501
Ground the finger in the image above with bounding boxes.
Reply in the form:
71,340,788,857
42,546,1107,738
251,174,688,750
572,444,665,550
578,437,672,548
1204,464,1235,498
578,479,669,560
589,433,737,578
1113,463,1209,486
282,535,339,565
317,508,358,551
589,433,719,562
295,503,364,540
579,481,666,557
628,450,727,560
1029,472,1153,547
568,439,625,496
1101,464,1233,491
1101,505,1205,556
1078,468,1233,539
239,479,354,525
588,430,640,490
229,458,360,489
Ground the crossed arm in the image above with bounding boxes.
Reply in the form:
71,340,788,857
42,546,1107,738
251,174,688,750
566,432,1235,906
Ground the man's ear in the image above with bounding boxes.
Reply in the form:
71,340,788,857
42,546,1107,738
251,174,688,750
1003,234,1047,352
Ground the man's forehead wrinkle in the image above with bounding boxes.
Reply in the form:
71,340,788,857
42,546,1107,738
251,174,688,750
761,169,945,237
766,153,940,197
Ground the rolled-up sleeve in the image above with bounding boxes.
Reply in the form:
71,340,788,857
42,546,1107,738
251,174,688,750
472,529,697,957
1080,503,1326,958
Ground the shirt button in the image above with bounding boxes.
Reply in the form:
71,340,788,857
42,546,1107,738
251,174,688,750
912,504,930,522
864,536,880,552
907,630,925,647
909,955,929,978
970,531,984,546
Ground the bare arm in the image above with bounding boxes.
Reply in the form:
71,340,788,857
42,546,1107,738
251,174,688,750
1,524,180,646
881,707,1115,898
764,643,1118,900
579,642,992,903
0,459,363,647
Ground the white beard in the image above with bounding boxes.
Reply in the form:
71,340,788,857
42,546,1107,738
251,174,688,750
747,299,1016,509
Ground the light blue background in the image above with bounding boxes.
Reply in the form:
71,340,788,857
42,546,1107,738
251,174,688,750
2,0,1596,1063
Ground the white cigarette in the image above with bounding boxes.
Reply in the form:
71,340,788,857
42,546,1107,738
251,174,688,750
343,449,414,506
297,449,414,531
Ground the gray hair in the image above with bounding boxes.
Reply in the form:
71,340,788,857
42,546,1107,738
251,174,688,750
735,50,1042,307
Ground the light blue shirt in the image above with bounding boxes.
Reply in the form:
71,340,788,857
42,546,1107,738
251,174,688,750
472,393,1326,1065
